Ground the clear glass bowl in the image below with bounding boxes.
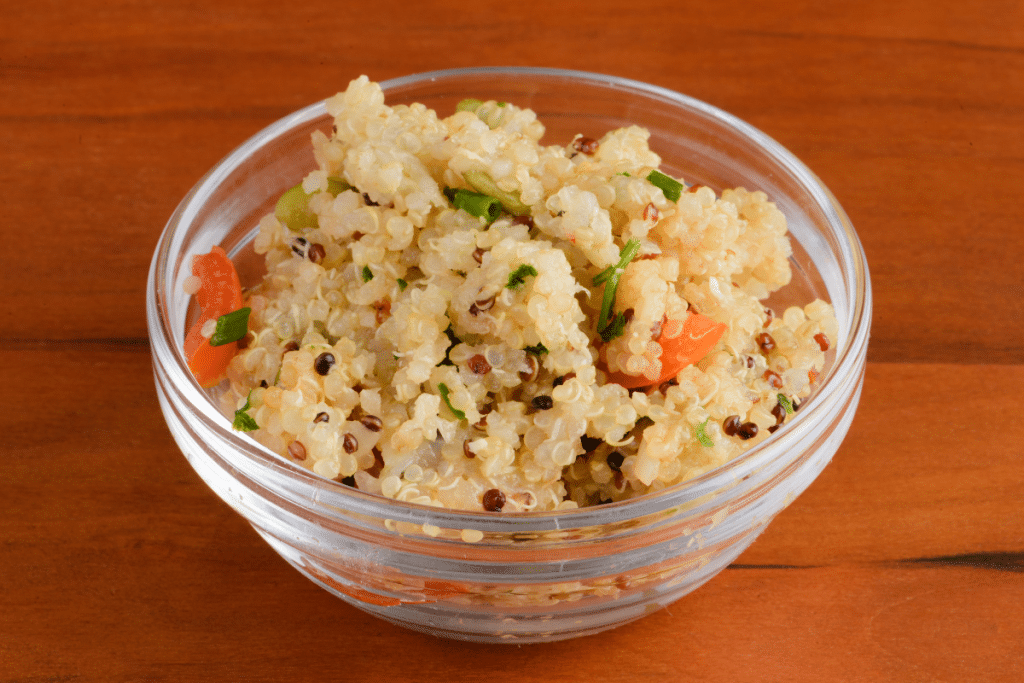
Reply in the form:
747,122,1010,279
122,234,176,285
147,67,871,643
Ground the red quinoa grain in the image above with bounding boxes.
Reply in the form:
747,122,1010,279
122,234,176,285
467,354,492,375
288,440,307,461
359,415,383,432
482,488,506,512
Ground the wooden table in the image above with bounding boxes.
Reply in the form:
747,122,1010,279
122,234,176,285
3,1,1022,680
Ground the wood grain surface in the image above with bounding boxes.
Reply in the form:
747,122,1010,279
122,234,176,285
2,1,1022,681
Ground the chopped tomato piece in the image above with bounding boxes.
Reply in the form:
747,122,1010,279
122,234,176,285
183,246,244,388
603,313,727,389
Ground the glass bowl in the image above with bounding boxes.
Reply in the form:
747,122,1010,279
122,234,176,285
147,67,871,643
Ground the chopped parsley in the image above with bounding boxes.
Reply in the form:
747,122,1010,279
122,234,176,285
396,278,408,291
777,393,795,415
695,417,713,447
209,307,251,347
437,383,466,421
232,392,259,432
506,264,538,290
361,265,373,282
524,342,548,355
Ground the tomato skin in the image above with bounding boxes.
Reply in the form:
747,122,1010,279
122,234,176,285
183,246,244,388
603,313,727,389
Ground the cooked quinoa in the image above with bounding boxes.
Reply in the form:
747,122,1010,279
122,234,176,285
213,75,839,512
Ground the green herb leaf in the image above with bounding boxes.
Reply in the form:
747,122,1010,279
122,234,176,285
777,393,795,415
695,417,713,447
232,392,260,432
437,383,466,421
646,169,684,202
361,265,373,282
209,307,251,347
524,342,548,355
397,278,408,291
506,264,538,290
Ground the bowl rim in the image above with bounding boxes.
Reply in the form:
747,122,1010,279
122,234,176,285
148,66,872,529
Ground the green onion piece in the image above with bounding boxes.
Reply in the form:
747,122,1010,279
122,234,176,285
232,392,259,432
506,264,538,290
397,278,408,291
437,383,466,421
592,265,615,286
456,98,484,113
599,312,627,342
646,169,684,202
209,307,251,347
361,265,373,282
695,418,713,447
463,170,531,216
595,238,642,332
777,393,795,415
446,187,502,223
275,183,319,231
327,176,353,195
524,342,548,355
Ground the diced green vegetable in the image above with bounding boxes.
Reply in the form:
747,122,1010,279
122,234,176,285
209,307,251,347
232,392,259,432
437,383,466,421
777,393,795,415
456,98,484,113
695,418,713,447
397,278,408,291
646,169,684,202
327,176,353,195
463,170,531,216
445,187,502,222
506,264,538,291
275,183,319,231
361,265,373,282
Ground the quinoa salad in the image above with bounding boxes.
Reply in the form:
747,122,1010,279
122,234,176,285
193,75,839,513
